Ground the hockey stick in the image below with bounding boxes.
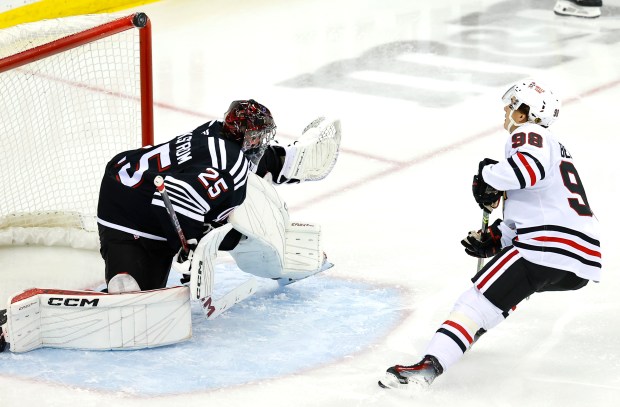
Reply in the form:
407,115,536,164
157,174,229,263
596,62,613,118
476,209,491,272
471,208,492,342
202,278,258,320
154,175,189,254
153,175,256,319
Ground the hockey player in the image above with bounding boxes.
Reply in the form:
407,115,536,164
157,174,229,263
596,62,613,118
97,99,337,293
379,79,601,389
554,0,603,18
0,104,340,354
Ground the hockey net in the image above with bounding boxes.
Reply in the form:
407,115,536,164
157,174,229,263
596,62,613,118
0,13,153,250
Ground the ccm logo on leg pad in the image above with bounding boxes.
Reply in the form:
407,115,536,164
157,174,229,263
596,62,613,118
47,298,100,307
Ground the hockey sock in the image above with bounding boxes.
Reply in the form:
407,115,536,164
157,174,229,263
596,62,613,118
423,311,478,371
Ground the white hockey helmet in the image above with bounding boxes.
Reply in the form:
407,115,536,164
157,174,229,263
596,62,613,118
502,79,561,127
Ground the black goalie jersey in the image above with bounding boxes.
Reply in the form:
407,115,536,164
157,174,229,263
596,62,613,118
97,120,250,249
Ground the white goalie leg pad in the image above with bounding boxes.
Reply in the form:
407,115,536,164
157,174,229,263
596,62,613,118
228,173,286,278
281,222,333,283
276,117,342,183
228,235,283,279
5,286,191,353
228,174,331,282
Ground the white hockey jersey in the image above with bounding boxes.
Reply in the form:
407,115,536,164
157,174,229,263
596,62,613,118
482,123,601,281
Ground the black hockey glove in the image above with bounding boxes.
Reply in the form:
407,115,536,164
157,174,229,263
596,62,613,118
461,219,503,258
472,158,503,211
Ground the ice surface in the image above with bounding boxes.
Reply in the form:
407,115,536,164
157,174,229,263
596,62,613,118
0,264,403,395
1,0,620,406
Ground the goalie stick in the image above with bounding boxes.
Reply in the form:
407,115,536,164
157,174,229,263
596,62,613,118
154,175,189,254
153,176,255,319
202,278,257,319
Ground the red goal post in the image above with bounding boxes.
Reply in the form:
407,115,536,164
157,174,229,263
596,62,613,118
0,13,154,249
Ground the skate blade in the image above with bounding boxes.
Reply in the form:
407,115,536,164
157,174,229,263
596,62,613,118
378,372,431,390
377,372,407,390
276,261,334,286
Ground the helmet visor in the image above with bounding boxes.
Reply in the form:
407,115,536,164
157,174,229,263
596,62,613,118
502,85,523,111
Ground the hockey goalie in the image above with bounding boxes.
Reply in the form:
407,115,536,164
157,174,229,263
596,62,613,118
0,102,342,353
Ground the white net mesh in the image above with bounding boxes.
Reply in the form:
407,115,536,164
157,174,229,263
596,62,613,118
0,14,148,247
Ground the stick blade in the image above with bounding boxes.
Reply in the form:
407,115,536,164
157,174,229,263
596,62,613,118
203,278,258,320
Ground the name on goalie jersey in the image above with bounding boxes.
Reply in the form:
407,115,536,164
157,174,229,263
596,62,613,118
175,133,193,164
47,297,100,307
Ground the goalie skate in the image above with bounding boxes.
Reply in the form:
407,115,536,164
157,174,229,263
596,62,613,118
275,256,334,286
378,355,443,389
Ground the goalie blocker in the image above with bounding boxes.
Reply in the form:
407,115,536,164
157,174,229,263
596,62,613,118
0,286,191,353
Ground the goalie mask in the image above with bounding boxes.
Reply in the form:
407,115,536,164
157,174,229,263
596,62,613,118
502,79,561,128
223,99,276,165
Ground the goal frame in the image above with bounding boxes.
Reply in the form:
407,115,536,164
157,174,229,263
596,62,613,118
0,12,155,249
0,12,154,146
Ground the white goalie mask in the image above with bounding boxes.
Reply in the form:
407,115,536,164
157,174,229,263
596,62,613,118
502,79,561,128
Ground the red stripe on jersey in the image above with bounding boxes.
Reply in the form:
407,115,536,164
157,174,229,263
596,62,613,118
517,152,536,186
532,236,601,258
444,320,473,344
476,249,519,290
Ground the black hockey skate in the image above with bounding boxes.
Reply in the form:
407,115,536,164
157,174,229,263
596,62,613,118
0,309,7,353
378,355,443,389
473,328,487,344
554,0,602,18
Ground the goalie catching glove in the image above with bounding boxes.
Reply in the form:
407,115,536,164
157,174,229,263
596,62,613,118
273,117,341,184
461,219,503,258
472,158,503,212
